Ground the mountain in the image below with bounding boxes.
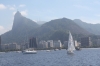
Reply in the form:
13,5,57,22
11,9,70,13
1,11,39,44
1,12,92,44
12,11,38,32
73,19,100,35
34,18,91,35
33,18,91,42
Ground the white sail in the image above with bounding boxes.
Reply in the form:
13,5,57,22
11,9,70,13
67,31,75,53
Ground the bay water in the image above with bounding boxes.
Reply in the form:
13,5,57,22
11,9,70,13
0,48,100,66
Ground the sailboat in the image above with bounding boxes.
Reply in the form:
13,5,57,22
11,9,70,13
67,31,75,54
22,28,37,54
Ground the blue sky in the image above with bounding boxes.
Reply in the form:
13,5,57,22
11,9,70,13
0,0,100,35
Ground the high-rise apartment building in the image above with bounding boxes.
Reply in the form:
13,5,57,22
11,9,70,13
81,37,92,47
29,37,38,48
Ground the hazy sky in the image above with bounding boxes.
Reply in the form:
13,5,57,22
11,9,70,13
0,0,100,35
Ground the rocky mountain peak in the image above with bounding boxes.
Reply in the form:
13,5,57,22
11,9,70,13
14,11,21,17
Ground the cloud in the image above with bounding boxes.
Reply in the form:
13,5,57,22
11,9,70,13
9,7,15,10
20,10,28,16
7,4,16,10
19,4,26,7
0,26,4,31
74,5,91,10
0,4,6,10
33,20,37,22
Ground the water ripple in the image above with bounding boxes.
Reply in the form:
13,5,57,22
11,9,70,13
0,49,100,66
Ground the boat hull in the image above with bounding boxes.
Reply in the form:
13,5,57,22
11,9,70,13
46,50,51,52
67,51,74,54
23,51,37,54
75,47,81,50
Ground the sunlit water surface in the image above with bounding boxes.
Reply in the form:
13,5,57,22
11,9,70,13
0,48,100,66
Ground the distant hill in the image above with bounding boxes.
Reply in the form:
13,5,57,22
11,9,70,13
74,19,100,35
1,11,39,44
34,18,91,35
1,12,92,44
12,11,39,32
33,18,91,42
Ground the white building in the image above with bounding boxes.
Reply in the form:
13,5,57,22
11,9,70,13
74,40,78,47
63,41,68,48
38,40,48,48
9,43,20,50
54,40,62,48
47,40,53,48
42,41,48,48
97,39,100,46
74,40,81,47
1,44,9,50
20,42,29,50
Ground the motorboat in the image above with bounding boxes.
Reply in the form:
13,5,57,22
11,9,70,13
22,49,37,54
46,50,51,52
16,51,22,53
